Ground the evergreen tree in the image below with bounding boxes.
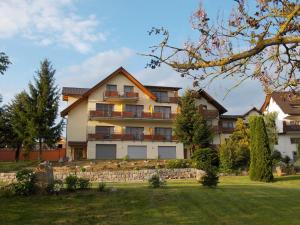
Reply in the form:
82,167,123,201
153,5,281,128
263,112,278,152
249,116,273,182
219,118,250,173
174,90,212,154
28,59,63,161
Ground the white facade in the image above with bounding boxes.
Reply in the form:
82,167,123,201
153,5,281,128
263,97,299,160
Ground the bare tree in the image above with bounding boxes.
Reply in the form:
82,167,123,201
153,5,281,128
144,0,300,93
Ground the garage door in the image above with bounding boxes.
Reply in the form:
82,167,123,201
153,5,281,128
158,146,176,159
96,144,116,159
128,145,147,159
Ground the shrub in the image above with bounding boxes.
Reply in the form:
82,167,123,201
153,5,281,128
65,175,78,191
192,147,218,170
78,178,90,189
98,182,107,192
46,180,64,195
282,155,291,165
166,159,191,169
148,173,165,188
200,169,219,187
271,150,282,164
14,169,36,196
0,184,16,197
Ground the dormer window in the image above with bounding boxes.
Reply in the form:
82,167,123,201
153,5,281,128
124,85,134,93
107,84,117,91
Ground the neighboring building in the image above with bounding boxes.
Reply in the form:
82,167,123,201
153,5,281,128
261,92,300,160
61,67,184,160
61,66,260,160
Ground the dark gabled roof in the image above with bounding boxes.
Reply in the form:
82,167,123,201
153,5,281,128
61,67,157,117
144,85,181,91
62,87,89,96
261,92,300,115
220,107,261,120
219,115,241,120
242,107,261,117
196,89,227,114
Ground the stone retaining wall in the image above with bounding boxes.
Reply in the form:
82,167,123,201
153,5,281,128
0,168,202,184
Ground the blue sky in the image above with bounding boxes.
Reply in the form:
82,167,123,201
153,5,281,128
0,0,264,114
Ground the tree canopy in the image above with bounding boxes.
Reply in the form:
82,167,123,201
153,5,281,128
145,0,300,93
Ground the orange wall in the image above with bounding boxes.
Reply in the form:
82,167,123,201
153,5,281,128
0,148,66,161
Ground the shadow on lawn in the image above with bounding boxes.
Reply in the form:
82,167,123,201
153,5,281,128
274,175,300,182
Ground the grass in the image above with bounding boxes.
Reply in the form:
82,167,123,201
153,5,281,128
0,176,300,225
0,161,39,173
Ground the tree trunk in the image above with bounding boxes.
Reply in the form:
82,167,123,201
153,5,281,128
15,145,21,162
38,139,42,162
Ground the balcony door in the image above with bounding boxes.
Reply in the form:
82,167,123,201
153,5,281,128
155,127,172,141
154,106,171,119
153,91,168,102
96,126,114,138
124,85,134,93
96,103,114,116
125,127,144,140
106,84,117,91
125,104,144,118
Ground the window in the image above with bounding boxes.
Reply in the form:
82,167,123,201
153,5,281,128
96,126,114,135
153,91,168,102
125,105,144,117
222,121,234,128
289,120,300,125
125,127,144,140
154,106,171,118
290,138,300,144
96,103,114,112
124,85,134,93
155,127,172,141
106,84,117,91
206,120,213,127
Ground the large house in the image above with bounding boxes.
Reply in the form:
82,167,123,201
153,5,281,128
61,67,259,160
261,92,300,160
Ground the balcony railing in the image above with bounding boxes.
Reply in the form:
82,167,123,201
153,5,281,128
103,91,139,101
220,126,235,134
89,110,177,120
199,109,219,118
87,133,177,142
283,121,300,132
156,97,180,104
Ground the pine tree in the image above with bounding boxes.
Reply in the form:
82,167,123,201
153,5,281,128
174,90,212,154
28,59,63,161
249,116,273,182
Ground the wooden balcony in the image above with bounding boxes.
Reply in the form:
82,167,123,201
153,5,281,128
283,121,300,132
103,91,139,102
199,109,219,119
220,127,235,134
89,110,176,121
87,133,177,142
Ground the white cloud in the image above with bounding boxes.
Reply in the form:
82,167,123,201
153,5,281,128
58,47,134,87
0,0,106,53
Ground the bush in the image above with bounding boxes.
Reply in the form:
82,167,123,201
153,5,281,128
14,169,36,196
78,178,90,189
166,159,191,169
271,150,282,164
65,175,78,191
282,155,291,165
98,182,107,192
192,147,219,170
46,180,64,195
0,184,16,197
148,173,165,188
200,169,219,187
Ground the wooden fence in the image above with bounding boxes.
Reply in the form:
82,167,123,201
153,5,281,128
0,148,66,161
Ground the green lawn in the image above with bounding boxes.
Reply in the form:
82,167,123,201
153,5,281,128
0,161,39,173
0,176,300,225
